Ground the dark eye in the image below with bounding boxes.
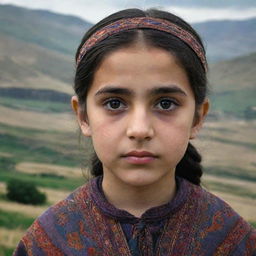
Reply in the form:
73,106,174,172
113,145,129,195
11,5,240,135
104,99,126,111
160,100,172,109
155,99,178,111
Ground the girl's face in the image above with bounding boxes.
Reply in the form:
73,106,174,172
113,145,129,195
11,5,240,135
73,43,208,188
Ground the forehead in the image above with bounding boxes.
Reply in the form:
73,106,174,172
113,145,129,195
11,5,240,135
89,44,192,96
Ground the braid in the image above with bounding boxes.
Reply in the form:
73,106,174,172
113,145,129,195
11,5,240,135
175,143,202,185
91,153,103,177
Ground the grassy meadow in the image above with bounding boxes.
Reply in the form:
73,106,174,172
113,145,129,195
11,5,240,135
0,103,91,255
0,102,256,255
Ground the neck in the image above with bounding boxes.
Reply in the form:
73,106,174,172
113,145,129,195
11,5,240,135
102,172,176,218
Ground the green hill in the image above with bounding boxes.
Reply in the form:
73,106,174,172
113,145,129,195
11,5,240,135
0,3,255,118
209,52,256,118
0,4,92,56
0,4,92,95
194,19,256,62
1,4,256,62
209,52,256,91
0,34,74,93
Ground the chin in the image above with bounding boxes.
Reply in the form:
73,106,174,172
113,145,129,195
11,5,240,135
119,171,164,188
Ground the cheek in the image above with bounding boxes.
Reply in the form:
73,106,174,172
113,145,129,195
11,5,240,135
156,115,193,155
160,129,190,166
160,126,190,151
93,122,114,139
156,112,194,139
89,118,122,157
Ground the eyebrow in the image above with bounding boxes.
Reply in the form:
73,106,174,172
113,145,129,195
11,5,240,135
94,85,187,97
95,87,133,97
150,86,187,96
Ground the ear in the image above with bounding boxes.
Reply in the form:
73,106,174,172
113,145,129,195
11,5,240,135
190,99,209,140
71,96,92,137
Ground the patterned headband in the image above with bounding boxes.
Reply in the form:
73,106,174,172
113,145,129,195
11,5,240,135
77,17,207,71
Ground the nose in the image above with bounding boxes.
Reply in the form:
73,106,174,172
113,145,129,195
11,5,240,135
126,107,154,141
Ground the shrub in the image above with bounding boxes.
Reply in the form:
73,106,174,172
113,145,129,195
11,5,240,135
0,157,16,171
6,179,46,205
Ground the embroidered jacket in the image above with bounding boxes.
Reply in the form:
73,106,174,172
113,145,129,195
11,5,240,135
13,177,256,256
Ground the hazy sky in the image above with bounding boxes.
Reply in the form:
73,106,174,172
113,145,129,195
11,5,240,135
0,0,256,23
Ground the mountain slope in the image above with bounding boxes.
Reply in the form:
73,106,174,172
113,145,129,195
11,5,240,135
209,52,256,92
0,34,74,93
0,4,92,56
1,4,256,63
0,4,255,118
209,52,256,117
193,18,256,62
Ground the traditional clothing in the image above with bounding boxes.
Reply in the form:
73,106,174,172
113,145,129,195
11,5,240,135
13,177,256,256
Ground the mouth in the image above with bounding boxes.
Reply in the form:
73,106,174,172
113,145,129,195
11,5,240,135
122,151,158,164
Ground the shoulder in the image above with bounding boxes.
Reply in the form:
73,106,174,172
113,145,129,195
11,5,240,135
38,181,91,226
15,177,127,255
183,179,256,254
186,179,243,218
186,179,253,230
18,181,96,255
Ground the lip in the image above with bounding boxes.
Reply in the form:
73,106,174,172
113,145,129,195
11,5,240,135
122,151,157,164
124,151,156,157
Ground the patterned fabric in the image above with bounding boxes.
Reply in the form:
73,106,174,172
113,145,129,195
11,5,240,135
13,177,256,256
76,17,207,71
91,177,185,255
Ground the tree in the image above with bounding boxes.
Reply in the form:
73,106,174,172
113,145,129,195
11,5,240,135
6,179,46,205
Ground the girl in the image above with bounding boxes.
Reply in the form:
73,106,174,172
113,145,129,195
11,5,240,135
14,8,256,256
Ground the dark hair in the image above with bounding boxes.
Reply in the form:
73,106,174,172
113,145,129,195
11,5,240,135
74,8,208,185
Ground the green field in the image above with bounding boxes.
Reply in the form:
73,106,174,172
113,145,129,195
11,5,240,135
0,97,71,113
0,167,85,191
205,166,256,182
206,180,256,199
0,118,256,254
0,209,35,230
210,88,256,118
0,122,84,166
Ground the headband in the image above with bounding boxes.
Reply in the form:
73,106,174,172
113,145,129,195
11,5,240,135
77,17,207,71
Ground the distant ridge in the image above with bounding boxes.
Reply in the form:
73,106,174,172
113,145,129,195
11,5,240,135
1,4,256,62
193,18,256,62
0,34,74,93
0,4,92,56
0,4,255,118
209,52,256,118
209,52,256,91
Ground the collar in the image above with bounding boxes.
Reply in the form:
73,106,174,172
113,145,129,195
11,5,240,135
89,176,192,224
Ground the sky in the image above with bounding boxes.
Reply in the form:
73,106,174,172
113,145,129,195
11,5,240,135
0,0,256,23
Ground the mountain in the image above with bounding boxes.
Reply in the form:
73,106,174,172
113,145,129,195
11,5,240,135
0,33,74,94
209,52,256,92
1,4,256,63
193,18,256,62
209,52,256,118
0,4,92,56
0,4,92,94
0,4,255,118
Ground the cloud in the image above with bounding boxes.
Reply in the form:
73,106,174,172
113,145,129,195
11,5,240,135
0,0,119,22
164,6,256,23
0,0,256,23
